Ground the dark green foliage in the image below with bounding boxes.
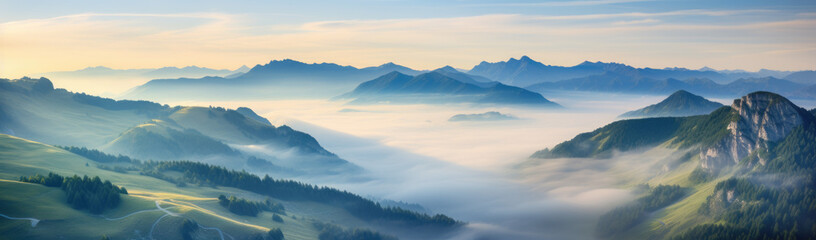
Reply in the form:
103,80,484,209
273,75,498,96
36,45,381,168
143,161,459,229
313,222,396,240
272,214,284,223
688,167,713,184
217,195,268,217
685,176,816,240
181,219,198,240
671,224,752,240
765,122,816,173
809,108,815,117
59,146,138,164
670,106,736,148
268,228,284,240
20,173,127,214
596,185,686,237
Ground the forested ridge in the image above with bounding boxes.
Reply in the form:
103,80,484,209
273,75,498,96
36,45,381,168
142,160,459,229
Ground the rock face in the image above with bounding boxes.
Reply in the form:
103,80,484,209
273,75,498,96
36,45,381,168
700,92,811,170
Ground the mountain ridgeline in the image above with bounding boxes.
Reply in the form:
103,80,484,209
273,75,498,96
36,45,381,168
0,77,359,176
529,91,816,239
125,59,425,101
470,56,729,86
340,69,560,106
619,90,724,118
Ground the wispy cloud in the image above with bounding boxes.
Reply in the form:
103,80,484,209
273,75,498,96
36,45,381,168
1,9,814,78
467,0,653,7
530,9,775,20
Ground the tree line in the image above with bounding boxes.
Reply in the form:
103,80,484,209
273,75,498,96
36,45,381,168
141,160,459,228
217,195,285,217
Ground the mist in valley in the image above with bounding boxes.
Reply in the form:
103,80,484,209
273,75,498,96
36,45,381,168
157,92,674,239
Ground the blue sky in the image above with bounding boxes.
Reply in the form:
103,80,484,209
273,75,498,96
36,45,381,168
1,0,815,76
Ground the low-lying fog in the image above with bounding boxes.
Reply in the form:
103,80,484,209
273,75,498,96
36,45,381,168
160,92,800,239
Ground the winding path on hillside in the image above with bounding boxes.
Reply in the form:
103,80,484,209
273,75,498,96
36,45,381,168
0,213,39,227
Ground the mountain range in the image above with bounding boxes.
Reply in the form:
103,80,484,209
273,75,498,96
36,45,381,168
526,91,816,239
0,77,359,177
526,71,816,99
619,90,724,118
469,56,814,87
40,65,249,81
124,59,425,101
119,57,816,103
338,68,560,106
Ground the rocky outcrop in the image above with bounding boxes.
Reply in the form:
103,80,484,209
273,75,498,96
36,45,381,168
700,92,811,170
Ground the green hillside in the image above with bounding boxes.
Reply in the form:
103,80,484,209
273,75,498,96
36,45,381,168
0,134,458,239
0,77,359,177
527,92,816,239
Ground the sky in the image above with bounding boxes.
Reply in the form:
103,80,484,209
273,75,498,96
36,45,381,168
1,0,815,77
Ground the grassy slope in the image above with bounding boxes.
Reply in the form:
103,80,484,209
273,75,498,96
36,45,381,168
169,107,253,144
0,134,374,239
0,90,149,148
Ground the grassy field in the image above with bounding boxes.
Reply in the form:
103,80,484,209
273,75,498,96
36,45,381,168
0,133,380,239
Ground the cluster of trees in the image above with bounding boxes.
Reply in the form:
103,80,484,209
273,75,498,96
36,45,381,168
20,173,128,214
59,146,139,164
595,185,686,237
267,228,284,240
141,161,459,228
217,195,284,217
272,214,284,223
688,167,713,184
180,219,198,240
313,222,396,240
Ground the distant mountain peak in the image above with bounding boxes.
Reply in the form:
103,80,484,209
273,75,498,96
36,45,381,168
619,90,723,118
234,65,250,72
519,55,533,62
434,66,458,72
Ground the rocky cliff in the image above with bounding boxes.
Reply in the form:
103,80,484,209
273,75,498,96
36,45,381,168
700,92,813,170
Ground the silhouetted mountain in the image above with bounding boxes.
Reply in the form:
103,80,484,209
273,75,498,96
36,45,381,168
468,56,728,86
125,59,423,101
449,111,517,121
41,65,246,80
784,70,816,85
341,71,560,106
527,71,814,99
620,90,724,118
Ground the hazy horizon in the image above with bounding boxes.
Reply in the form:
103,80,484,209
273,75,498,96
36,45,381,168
2,0,816,78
